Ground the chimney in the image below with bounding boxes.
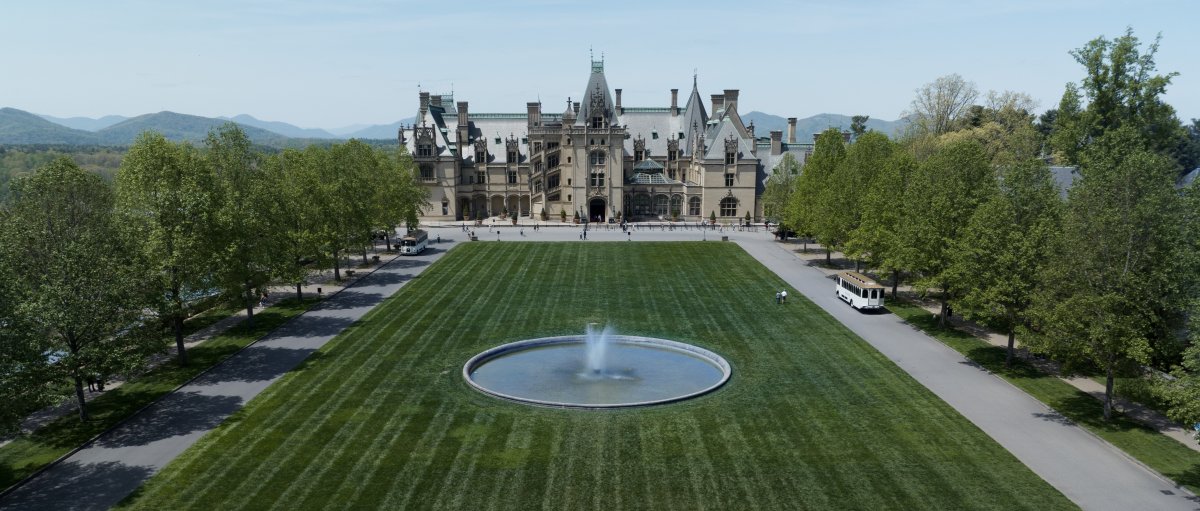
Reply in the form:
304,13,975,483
787,117,797,143
671,88,679,116
573,102,580,114
723,89,739,112
526,102,541,127
770,130,782,156
615,89,622,114
457,101,469,127
430,94,442,108
419,91,430,114
711,94,724,114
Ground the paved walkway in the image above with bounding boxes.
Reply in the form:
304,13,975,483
0,238,462,511
3,225,1197,510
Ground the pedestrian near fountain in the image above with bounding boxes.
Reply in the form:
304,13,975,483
781,290,788,304
775,291,781,304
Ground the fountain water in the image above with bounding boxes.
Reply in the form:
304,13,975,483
584,323,612,374
464,325,732,408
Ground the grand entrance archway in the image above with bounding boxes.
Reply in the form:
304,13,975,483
589,198,607,222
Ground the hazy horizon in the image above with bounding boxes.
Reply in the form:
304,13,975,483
3,1,1197,129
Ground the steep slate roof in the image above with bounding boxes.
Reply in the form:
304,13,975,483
576,60,619,128
680,78,708,152
1048,166,1079,198
702,115,758,161
617,110,680,158
1179,167,1200,188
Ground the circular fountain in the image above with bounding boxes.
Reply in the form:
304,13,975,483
463,324,731,408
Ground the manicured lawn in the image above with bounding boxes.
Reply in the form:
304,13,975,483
889,300,1200,495
0,298,313,492
119,243,1073,510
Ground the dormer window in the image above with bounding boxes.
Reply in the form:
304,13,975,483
417,144,432,157
508,151,517,162
476,150,486,163
591,116,604,129
725,152,735,165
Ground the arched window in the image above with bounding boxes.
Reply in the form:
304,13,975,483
590,151,606,166
634,194,651,216
688,196,701,216
670,195,683,216
590,169,605,188
654,194,670,216
720,197,738,217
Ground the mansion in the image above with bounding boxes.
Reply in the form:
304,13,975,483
401,59,813,223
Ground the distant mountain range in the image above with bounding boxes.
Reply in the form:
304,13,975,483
2,107,906,148
741,112,908,142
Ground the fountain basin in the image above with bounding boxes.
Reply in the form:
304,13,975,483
463,335,731,409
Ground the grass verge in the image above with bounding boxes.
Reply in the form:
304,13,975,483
119,243,1073,510
889,300,1200,494
0,297,315,492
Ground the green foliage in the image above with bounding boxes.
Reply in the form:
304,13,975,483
206,124,289,320
826,131,893,263
1026,127,1186,419
0,219,54,433
1,158,161,421
0,146,124,201
897,139,995,321
846,151,916,280
761,152,799,222
850,115,870,138
947,159,1062,365
906,74,979,136
1051,28,1187,168
1158,340,1200,440
786,128,845,240
116,132,216,366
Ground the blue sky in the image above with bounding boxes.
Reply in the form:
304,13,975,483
2,0,1196,130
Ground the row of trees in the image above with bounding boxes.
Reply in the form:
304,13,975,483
769,29,1200,425
0,124,428,427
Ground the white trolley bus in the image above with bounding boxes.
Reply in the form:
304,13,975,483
398,230,429,255
835,271,885,310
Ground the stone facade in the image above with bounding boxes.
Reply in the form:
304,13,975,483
401,60,812,223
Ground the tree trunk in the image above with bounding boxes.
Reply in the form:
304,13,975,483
244,284,255,326
891,269,900,298
826,247,832,265
362,247,368,264
938,298,948,328
333,249,341,281
855,259,861,272
173,313,188,367
385,233,391,251
1103,365,1115,421
1005,329,1015,368
73,375,89,421
296,282,303,302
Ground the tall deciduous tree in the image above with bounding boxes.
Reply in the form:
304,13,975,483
907,74,979,136
828,131,892,270
898,140,995,326
847,151,917,297
207,124,285,323
116,133,214,366
376,146,430,239
1051,29,1186,169
264,147,326,301
948,159,1062,367
0,219,54,432
1026,127,1185,420
762,152,800,224
787,128,845,262
3,158,159,421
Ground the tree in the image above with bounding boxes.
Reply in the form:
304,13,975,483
907,74,979,136
207,124,286,323
1026,127,1185,420
1159,340,1200,440
115,133,215,366
1049,83,1090,165
787,128,845,262
377,146,429,237
762,152,800,223
2,158,160,421
846,151,917,297
897,139,995,326
948,159,1062,367
0,220,54,432
264,147,325,302
1051,29,1187,168
850,115,870,139
827,131,893,270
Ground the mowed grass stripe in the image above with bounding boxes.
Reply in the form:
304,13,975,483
121,242,1075,510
